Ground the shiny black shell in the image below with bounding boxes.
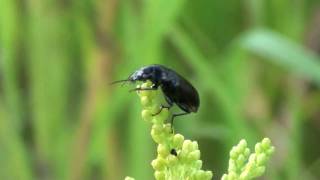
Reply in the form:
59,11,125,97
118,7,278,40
128,65,199,113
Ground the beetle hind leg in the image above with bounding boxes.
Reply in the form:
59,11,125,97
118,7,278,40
152,96,173,116
170,112,190,131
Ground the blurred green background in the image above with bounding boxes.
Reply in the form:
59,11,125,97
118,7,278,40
1,0,320,179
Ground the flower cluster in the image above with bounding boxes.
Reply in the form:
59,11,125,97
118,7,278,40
125,81,274,180
221,138,275,180
138,81,212,180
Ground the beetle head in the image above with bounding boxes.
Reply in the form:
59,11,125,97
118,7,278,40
111,67,155,85
129,67,155,82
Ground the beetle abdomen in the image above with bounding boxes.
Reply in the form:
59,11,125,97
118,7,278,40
161,71,199,113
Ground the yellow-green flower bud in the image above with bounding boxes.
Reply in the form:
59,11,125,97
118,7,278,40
192,141,199,150
248,154,256,162
230,147,238,159
151,129,163,144
204,171,213,179
238,139,247,151
255,143,262,154
141,109,152,122
261,138,271,150
153,109,169,124
267,146,275,156
151,158,166,171
195,160,203,169
221,174,228,180
138,89,150,97
236,154,245,166
188,150,201,162
150,105,160,115
235,145,243,155
228,160,236,172
154,171,165,180
163,123,172,134
157,144,169,158
228,172,237,179
152,124,164,133
257,154,267,166
140,95,151,106
172,134,184,148
244,148,250,157
124,176,135,180
239,171,249,179
182,140,193,152
254,166,265,177
195,170,205,180
167,154,178,167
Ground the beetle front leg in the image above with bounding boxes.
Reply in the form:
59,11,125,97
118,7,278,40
152,104,172,116
129,83,159,92
129,87,157,92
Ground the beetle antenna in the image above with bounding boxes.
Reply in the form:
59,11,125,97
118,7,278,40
110,79,130,85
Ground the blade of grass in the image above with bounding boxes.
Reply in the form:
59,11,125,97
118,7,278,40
0,0,23,130
0,103,33,180
239,29,320,85
0,0,32,179
69,0,122,179
142,0,185,62
27,1,71,179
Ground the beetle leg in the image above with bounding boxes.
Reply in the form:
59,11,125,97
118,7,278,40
170,112,190,129
152,104,172,116
129,87,157,92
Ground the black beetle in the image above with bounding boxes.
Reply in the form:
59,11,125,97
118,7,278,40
112,64,199,126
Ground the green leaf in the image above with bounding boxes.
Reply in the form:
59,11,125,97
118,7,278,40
239,29,320,85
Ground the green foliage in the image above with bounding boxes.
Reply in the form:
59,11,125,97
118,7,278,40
0,0,319,179
239,29,320,85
